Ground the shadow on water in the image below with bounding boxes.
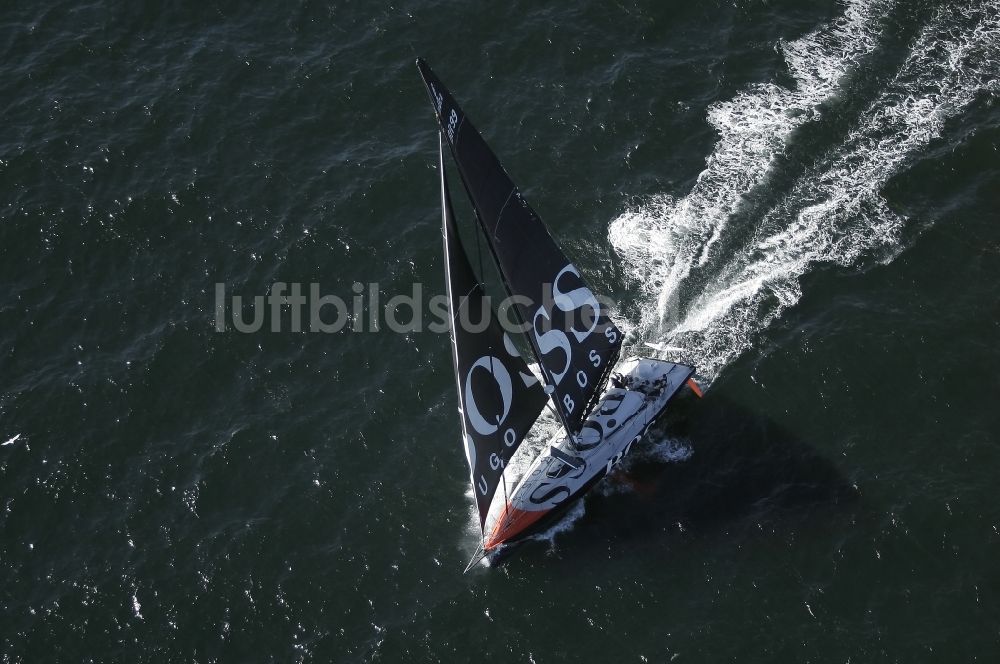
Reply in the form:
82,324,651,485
498,389,858,567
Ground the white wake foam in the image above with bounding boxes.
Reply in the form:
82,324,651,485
610,0,894,350
520,498,588,552
610,0,998,382
472,1,999,552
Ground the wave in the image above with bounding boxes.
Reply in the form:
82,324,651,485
609,0,998,381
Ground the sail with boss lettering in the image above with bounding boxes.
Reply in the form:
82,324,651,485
417,58,623,435
439,137,548,527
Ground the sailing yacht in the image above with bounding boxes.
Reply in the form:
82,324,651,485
417,59,700,568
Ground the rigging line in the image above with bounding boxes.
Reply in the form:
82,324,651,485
492,186,517,238
474,212,487,302
449,283,481,327
473,208,497,387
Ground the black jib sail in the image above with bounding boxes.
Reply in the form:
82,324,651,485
417,59,623,435
440,138,548,527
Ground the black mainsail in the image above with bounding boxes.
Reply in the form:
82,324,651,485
440,137,548,527
418,59,623,436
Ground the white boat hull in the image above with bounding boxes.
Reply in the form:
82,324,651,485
482,357,695,550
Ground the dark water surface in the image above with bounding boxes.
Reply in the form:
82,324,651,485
2,0,998,661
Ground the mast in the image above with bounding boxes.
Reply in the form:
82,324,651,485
439,136,547,529
418,59,624,438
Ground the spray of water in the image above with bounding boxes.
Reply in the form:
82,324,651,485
610,0,999,382
472,0,1000,551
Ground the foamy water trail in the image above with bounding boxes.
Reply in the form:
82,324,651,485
610,0,893,340
611,0,998,381
475,1,999,550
